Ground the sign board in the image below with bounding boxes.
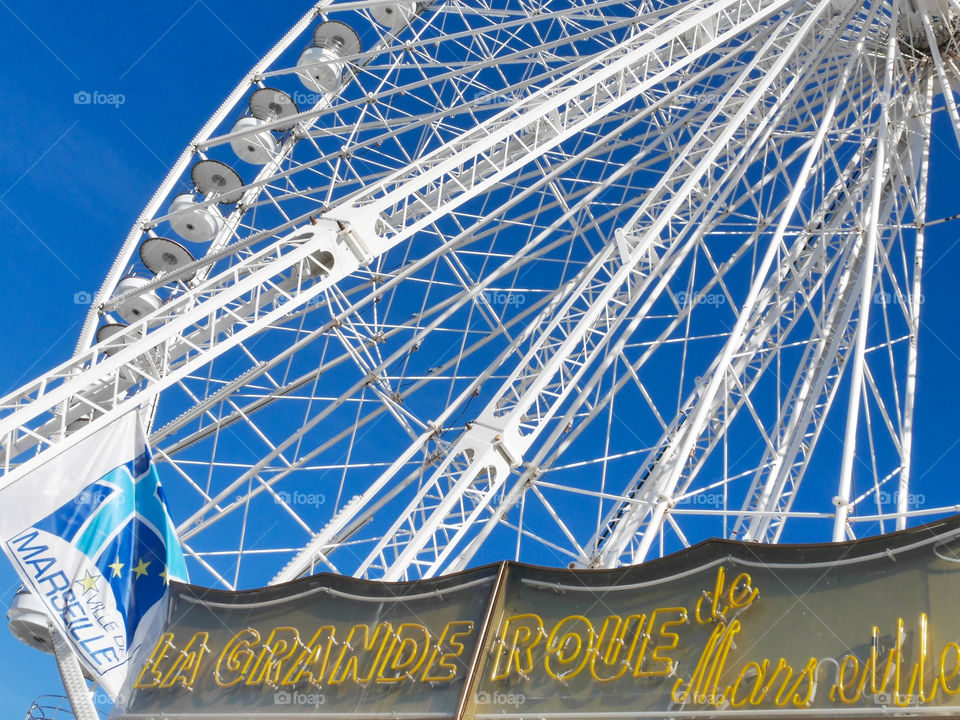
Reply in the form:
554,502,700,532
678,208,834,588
116,515,960,719
120,564,499,719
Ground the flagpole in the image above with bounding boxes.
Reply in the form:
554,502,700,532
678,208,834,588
46,620,100,720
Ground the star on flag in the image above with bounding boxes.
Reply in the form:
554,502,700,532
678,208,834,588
132,558,151,579
108,558,124,578
78,570,100,594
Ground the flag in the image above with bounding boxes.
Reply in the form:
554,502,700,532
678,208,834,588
0,409,187,698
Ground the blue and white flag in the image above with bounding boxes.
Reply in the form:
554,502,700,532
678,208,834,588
0,409,186,698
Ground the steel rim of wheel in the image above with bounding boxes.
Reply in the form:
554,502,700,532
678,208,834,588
0,0,955,589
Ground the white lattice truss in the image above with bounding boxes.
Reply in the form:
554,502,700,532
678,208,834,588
1,0,956,587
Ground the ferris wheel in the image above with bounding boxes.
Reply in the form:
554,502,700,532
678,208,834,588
0,0,954,591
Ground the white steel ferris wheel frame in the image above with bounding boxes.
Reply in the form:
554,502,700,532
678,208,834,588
0,0,957,590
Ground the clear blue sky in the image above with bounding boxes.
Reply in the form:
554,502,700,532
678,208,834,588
0,1,309,712
3,1,960,716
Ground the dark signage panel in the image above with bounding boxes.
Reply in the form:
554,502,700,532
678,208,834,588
117,516,960,719
120,564,500,719
475,529,960,716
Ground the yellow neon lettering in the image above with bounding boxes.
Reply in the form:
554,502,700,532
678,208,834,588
376,623,431,684
636,607,686,677
328,622,394,685
728,661,764,708
159,632,210,689
893,617,907,706
906,613,932,703
590,614,645,683
422,620,474,683
761,658,795,707
247,627,301,687
672,622,726,704
830,654,861,705
489,614,542,682
727,572,759,611
938,643,960,697
748,660,774,705
544,615,593,682
698,620,739,705
281,626,335,687
695,567,726,625
133,632,176,689
785,658,818,708
214,629,261,688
